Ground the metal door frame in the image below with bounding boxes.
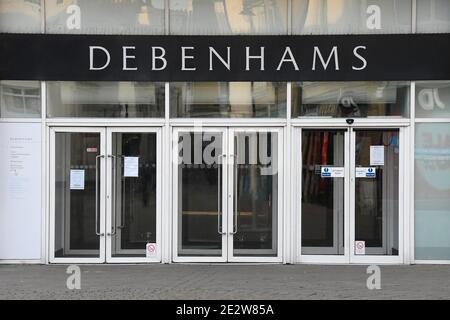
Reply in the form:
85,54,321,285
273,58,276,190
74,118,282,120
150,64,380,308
172,126,283,262
105,127,162,263
227,127,283,263
172,127,229,262
295,122,407,264
49,127,106,264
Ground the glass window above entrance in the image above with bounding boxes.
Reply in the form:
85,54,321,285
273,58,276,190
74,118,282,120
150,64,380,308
292,0,412,34
47,82,165,118
415,81,450,118
169,0,288,35
417,0,450,33
45,0,165,35
170,82,287,118
0,80,41,118
292,81,410,118
0,0,41,33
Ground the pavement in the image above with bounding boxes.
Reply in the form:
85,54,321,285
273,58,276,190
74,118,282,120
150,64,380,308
0,264,450,300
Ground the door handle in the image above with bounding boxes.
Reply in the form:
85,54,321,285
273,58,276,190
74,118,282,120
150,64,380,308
107,155,117,236
95,154,105,237
230,154,238,235
217,154,226,235
116,155,126,230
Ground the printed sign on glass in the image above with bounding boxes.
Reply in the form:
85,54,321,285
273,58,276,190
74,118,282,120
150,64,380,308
124,156,139,177
355,167,376,178
355,241,366,255
321,166,345,178
70,169,85,190
146,243,157,258
370,145,384,166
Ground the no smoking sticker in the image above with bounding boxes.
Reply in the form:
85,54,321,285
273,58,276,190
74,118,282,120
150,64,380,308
146,243,157,258
355,241,365,255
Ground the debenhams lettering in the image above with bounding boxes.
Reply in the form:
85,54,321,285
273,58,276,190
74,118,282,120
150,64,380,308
89,45,368,72
2,34,449,81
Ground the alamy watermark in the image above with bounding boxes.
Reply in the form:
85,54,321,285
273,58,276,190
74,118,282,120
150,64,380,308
66,265,81,290
366,265,381,290
172,121,278,176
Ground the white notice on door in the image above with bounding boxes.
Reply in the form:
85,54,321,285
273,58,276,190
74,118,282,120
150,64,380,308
146,243,157,258
321,167,345,178
355,241,366,255
124,156,139,177
70,170,85,190
370,145,384,166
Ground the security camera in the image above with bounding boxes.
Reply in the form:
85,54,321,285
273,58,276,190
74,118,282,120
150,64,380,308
346,118,355,125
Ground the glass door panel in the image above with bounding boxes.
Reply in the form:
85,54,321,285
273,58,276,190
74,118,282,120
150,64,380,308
299,127,402,263
301,129,346,255
52,129,105,262
352,129,400,256
175,130,226,259
174,128,282,262
230,130,281,259
107,130,159,261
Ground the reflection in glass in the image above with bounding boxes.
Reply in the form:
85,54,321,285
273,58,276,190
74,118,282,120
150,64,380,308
170,0,287,35
233,132,278,257
47,82,165,118
415,123,450,260
301,130,344,255
0,81,41,118
292,0,412,34
354,129,399,256
54,132,100,258
292,82,409,118
415,81,450,118
110,133,157,258
0,0,41,33
417,0,450,33
45,0,164,34
170,82,286,118
178,132,223,256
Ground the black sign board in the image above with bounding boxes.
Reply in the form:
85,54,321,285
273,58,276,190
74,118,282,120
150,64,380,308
1,33,449,81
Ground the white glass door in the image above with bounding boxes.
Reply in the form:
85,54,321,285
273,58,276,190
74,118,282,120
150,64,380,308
227,128,283,262
349,128,402,264
106,128,162,263
173,128,228,262
299,128,351,264
50,127,161,264
298,127,403,264
172,127,283,263
50,127,107,264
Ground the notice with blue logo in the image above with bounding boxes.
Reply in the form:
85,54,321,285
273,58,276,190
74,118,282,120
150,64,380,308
321,167,344,178
355,167,376,178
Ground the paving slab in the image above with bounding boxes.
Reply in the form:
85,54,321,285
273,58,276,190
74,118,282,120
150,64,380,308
0,264,449,300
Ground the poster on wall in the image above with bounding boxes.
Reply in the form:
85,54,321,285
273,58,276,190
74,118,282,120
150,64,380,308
0,123,41,260
415,123,450,259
